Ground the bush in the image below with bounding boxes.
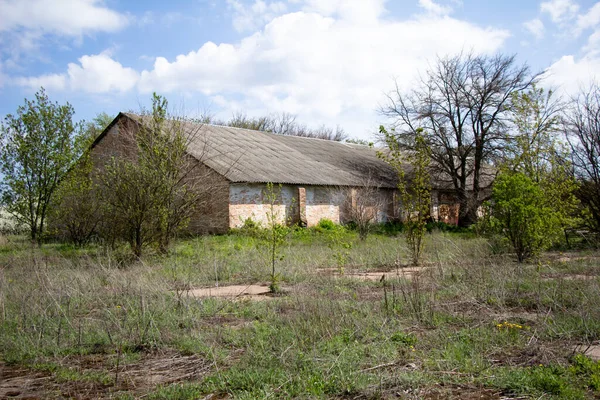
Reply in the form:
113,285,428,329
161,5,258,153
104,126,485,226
371,221,404,236
317,218,336,231
491,172,563,262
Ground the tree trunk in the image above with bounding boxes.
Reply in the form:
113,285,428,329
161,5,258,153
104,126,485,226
458,204,478,227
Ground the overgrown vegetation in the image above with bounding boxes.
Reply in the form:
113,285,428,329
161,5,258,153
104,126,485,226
0,88,84,244
261,182,291,293
379,127,431,265
1,230,599,399
3,51,600,398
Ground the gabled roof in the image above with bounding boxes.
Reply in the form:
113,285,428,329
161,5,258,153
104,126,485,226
116,113,400,188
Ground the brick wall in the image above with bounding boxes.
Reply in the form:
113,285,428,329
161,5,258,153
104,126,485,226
186,162,230,234
90,118,231,235
229,184,298,228
229,183,398,228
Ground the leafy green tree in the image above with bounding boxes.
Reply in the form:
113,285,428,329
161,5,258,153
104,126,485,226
492,172,562,262
379,126,431,265
49,112,114,245
100,94,201,256
0,88,83,244
83,112,114,146
261,182,291,293
488,86,578,261
505,85,579,246
507,84,563,181
49,150,101,246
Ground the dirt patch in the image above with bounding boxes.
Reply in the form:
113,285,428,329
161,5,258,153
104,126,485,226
316,267,427,282
542,274,599,281
186,284,278,301
573,344,600,361
0,364,52,399
377,383,506,400
0,351,212,399
420,384,506,400
547,252,600,264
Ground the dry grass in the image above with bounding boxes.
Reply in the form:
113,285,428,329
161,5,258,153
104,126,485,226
1,231,600,398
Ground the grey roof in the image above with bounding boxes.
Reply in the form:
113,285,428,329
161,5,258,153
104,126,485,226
124,113,399,188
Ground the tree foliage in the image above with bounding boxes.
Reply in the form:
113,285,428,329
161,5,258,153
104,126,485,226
49,112,114,245
492,172,563,262
379,126,431,266
261,182,291,293
509,85,578,226
380,53,536,226
0,88,83,243
83,112,114,146
100,94,202,256
490,85,578,262
49,150,101,246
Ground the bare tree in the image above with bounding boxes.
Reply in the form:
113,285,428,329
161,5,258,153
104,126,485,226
205,111,349,141
339,177,387,241
380,52,536,226
565,83,600,232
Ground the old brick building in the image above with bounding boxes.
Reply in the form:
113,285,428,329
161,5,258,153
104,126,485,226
91,113,465,234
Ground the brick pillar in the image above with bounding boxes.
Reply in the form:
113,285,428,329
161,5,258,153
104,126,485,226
392,190,400,221
298,187,307,227
431,190,439,222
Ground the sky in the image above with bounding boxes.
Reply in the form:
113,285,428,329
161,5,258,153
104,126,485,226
0,0,599,140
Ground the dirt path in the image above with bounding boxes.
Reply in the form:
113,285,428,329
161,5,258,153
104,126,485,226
186,284,279,301
316,267,428,281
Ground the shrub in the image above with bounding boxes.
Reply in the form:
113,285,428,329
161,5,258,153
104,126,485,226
491,172,563,262
317,218,336,231
235,217,263,237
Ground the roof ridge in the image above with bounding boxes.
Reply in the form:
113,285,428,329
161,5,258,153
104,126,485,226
124,112,363,145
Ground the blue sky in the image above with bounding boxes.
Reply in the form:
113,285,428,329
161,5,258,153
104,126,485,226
1,0,599,139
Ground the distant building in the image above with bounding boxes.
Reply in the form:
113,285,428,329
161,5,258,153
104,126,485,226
90,113,475,234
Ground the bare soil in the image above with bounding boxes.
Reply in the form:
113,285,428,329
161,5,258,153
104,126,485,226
316,267,427,281
541,273,599,281
0,351,212,399
573,344,600,361
186,284,277,301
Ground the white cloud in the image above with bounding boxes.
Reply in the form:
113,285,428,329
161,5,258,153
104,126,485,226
15,73,67,91
299,0,386,22
418,0,453,15
523,18,545,39
0,61,7,88
0,0,128,36
16,52,139,93
577,2,600,31
540,0,579,23
543,55,599,95
575,2,600,53
227,0,287,32
14,0,509,137
137,1,508,136
541,3,600,98
66,53,139,93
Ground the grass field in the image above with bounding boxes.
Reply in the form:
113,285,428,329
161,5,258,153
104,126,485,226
1,228,599,399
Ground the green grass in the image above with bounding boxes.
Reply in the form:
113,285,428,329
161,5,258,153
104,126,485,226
1,230,600,398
